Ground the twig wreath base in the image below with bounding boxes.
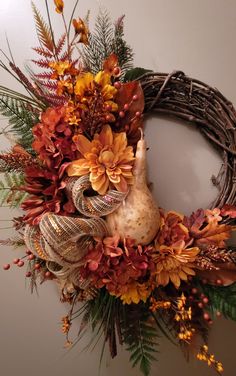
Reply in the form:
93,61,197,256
140,70,236,213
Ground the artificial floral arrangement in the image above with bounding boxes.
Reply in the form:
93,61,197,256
1,1,236,375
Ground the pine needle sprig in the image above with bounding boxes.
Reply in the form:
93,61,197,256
81,10,134,76
0,172,28,208
0,236,25,248
81,9,115,74
112,16,134,77
0,94,39,151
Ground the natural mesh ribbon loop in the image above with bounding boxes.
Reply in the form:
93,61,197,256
67,175,128,217
24,213,109,268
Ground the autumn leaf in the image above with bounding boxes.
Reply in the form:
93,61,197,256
193,221,232,248
103,53,119,75
221,204,236,219
197,262,236,286
114,81,145,145
183,209,205,233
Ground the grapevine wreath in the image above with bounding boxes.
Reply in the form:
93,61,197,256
1,1,236,375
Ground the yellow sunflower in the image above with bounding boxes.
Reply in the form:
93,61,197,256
67,124,135,195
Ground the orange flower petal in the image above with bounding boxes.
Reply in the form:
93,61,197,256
91,175,109,195
113,175,128,192
67,159,90,176
73,134,92,155
113,132,127,154
98,124,113,146
99,150,114,165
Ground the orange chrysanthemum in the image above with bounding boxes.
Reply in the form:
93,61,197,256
152,241,199,289
67,125,135,194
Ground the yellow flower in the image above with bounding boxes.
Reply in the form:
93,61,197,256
152,241,199,288
49,61,71,76
120,282,150,304
67,124,135,194
73,18,89,45
54,0,64,14
74,71,118,111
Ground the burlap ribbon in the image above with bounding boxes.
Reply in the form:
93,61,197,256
24,175,126,269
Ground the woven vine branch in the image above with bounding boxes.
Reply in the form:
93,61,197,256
140,71,236,214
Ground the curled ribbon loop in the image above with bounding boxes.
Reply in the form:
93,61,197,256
24,213,109,268
67,175,128,217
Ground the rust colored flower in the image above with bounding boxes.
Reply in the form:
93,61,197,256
67,124,135,194
152,241,199,289
157,210,191,247
72,18,89,45
32,106,77,169
54,0,64,14
79,237,153,298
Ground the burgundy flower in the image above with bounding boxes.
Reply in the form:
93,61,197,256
21,166,75,225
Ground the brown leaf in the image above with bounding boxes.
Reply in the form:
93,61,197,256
197,262,236,286
183,209,205,233
115,81,144,126
194,221,232,248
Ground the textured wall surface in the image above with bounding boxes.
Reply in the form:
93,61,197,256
0,1,236,375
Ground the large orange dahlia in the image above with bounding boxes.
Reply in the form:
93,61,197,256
67,125,135,195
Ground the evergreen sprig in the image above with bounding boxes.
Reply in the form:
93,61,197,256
202,282,236,321
0,172,28,208
0,94,38,151
81,10,133,76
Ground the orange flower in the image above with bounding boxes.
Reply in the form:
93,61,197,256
119,282,150,304
54,0,64,14
152,241,199,288
73,18,89,45
49,61,72,77
67,124,135,195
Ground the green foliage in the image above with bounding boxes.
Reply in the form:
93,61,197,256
0,94,38,151
81,10,133,76
202,282,236,321
121,306,159,376
124,67,153,82
111,16,134,77
0,172,28,208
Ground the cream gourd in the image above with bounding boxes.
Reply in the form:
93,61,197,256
106,131,160,245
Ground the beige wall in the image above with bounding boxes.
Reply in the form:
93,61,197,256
0,1,236,375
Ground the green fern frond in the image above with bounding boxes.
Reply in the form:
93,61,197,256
202,282,236,321
31,2,54,52
121,306,159,376
0,94,38,151
0,172,28,208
